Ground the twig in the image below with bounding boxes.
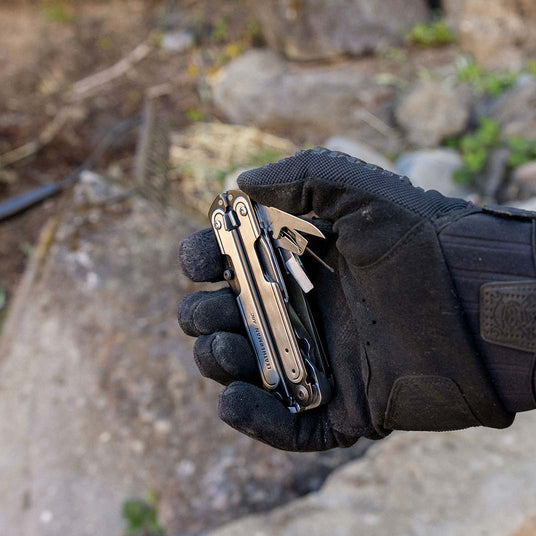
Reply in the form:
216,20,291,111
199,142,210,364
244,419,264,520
0,108,75,168
354,108,401,139
69,38,153,101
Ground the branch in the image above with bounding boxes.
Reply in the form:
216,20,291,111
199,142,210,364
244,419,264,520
69,39,153,100
0,108,77,168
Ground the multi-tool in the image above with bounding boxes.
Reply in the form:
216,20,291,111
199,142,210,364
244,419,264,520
209,190,333,413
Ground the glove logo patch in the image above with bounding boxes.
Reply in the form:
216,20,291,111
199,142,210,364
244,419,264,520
480,281,536,352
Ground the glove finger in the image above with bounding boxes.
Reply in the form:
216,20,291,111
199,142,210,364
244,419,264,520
179,228,224,283
193,332,259,385
218,382,340,452
178,288,241,337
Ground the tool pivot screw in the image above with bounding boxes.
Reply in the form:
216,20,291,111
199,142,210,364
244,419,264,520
296,386,309,403
239,206,248,216
223,269,234,281
214,220,222,229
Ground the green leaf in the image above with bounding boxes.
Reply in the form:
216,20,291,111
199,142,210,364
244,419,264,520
457,60,517,96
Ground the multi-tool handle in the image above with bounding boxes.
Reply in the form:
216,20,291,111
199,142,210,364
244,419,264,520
209,190,332,412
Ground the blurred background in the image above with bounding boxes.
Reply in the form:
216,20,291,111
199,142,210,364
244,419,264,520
1,1,536,535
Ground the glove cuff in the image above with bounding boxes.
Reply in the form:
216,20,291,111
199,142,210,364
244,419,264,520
440,206,536,414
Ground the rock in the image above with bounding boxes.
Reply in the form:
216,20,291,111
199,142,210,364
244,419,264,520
490,76,536,140
510,197,536,212
210,412,536,536
161,29,194,53
394,80,472,148
251,0,430,61
323,136,394,171
169,122,296,214
507,161,536,200
395,148,468,198
477,147,510,200
0,190,370,535
73,170,127,206
444,0,536,70
223,167,249,192
211,49,401,153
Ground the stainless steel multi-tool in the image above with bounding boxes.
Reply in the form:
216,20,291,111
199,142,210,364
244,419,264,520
209,190,333,413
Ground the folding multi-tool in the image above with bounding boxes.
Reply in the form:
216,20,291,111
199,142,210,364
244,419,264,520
209,190,333,413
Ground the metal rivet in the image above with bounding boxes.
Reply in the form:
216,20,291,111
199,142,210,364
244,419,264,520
296,386,309,402
228,194,234,201
218,199,223,206
214,220,222,229
239,206,247,216
223,269,233,281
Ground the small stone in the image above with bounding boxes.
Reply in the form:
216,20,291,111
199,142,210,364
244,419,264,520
161,30,194,53
395,80,472,148
323,136,394,171
73,170,125,206
130,440,145,454
176,459,196,479
40,510,53,524
98,431,111,444
395,148,468,198
154,419,171,436
223,167,249,192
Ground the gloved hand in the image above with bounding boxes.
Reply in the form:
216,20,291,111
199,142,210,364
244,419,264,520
178,147,513,452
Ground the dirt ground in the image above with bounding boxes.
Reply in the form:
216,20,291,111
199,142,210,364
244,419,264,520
0,0,255,317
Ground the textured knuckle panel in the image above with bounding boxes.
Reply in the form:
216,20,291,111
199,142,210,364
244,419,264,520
239,147,470,219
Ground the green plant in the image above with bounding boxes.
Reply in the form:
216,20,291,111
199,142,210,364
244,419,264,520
405,20,455,47
211,19,229,43
507,137,536,167
448,116,501,185
186,108,203,122
456,60,517,96
527,59,536,77
42,1,74,23
246,19,264,46
122,492,165,536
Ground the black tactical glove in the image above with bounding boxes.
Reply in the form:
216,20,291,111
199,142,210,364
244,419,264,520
178,147,516,452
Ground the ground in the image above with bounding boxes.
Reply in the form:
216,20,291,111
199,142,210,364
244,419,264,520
0,0,252,318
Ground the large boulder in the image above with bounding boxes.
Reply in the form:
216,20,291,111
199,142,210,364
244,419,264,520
394,80,472,148
489,76,536,140
251,0,430,61
210,411,536,536
211,49,402,153
323,136,394,171
444,0,536,70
